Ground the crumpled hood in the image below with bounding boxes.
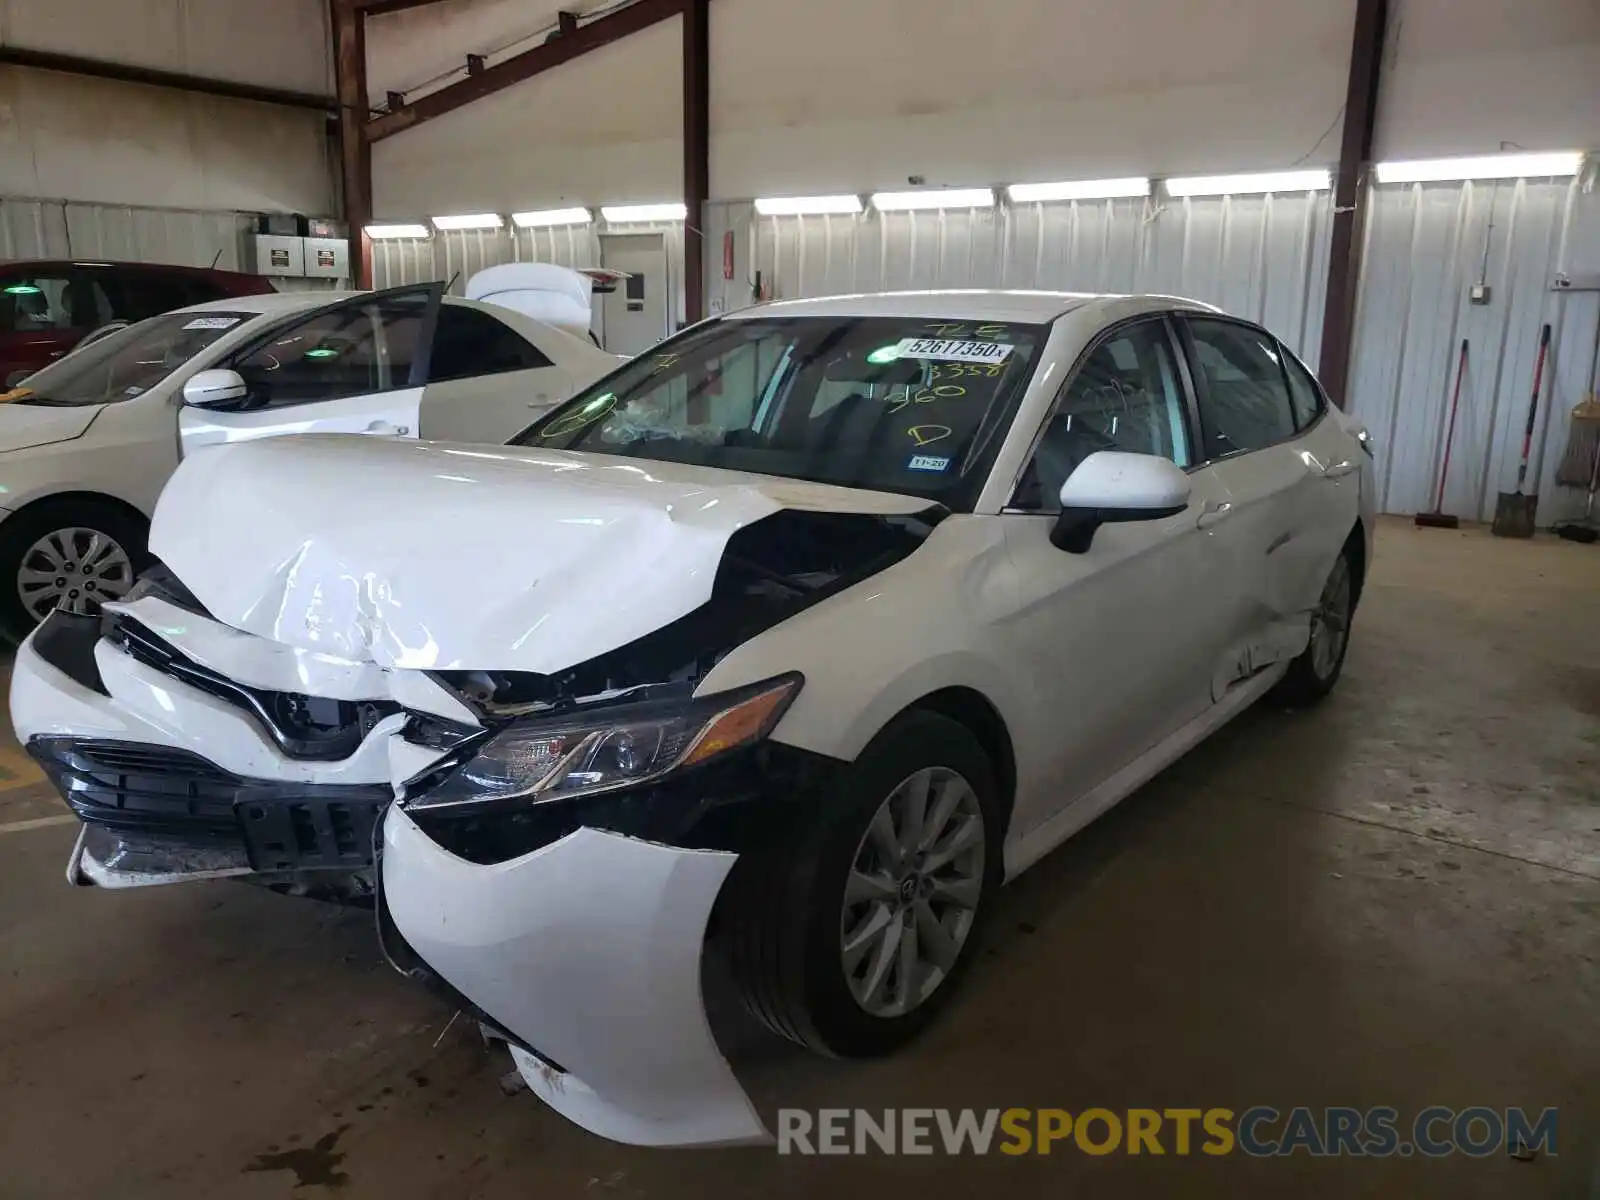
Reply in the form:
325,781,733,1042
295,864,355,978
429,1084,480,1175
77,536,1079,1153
150,435,933,673
0,402,101,453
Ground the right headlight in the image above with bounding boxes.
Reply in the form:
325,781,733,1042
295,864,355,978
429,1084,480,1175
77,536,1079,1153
404,673,802,813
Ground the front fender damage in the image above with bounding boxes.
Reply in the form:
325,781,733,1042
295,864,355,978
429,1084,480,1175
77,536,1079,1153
381,807,770,1147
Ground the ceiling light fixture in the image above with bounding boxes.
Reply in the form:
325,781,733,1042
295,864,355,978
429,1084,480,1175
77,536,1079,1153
753,194,864,216
1374,151,1585,183
511,207,593,227
364,223,431,239
1007,177,1151,202
871,188,996,211
600,203,688,223
1164,170,1333,197
430,213,504,230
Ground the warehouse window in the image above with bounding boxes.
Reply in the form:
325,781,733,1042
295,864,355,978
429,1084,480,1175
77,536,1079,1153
428,305,553,382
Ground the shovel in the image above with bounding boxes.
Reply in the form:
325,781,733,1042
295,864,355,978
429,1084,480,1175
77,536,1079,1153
1492,323,1551,538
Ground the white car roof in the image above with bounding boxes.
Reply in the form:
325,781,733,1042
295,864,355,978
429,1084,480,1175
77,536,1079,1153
175,290,360,318
725,290,1220,325
172,290,500,319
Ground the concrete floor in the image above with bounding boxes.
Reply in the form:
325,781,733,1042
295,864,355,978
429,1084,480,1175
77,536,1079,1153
0,518,1596,1198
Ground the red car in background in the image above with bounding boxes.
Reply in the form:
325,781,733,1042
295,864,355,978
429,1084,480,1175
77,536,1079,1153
1,260,275,386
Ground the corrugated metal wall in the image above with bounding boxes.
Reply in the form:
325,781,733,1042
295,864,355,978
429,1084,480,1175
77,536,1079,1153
0,196,344,291
731,193,1333,364
1348,178,1599,523
370,221,688,332
370,227,598,295
727,182,1597,521
357,179,1600,523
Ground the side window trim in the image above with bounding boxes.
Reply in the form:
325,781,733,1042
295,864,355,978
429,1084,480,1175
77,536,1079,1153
1176,314,1303,465
1004,312,1199,512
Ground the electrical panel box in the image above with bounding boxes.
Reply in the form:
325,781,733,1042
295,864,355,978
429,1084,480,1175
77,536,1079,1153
303,238,349,280
252,235,305,277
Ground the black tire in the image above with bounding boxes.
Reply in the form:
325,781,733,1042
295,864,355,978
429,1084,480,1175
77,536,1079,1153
721,710,1003,1058
0,498,149,646
1272,540,1358,707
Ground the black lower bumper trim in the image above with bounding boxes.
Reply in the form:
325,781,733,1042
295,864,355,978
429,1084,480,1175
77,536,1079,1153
29,736,392,871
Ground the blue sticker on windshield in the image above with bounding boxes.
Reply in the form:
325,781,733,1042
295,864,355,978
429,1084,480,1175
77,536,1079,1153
908,454,952,472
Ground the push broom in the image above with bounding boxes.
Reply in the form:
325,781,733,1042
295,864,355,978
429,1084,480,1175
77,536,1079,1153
1416,338,1468,529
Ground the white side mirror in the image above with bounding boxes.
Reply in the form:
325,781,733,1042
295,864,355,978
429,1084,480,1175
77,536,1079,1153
1053,450,1191,553
182,368,248,408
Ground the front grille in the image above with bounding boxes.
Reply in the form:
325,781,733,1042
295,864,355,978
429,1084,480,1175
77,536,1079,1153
29,736,392,871
106,614,400,762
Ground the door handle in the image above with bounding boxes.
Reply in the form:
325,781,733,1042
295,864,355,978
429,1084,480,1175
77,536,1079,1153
1197,501,1233,530
1320,459,1358,480
362,420,406,436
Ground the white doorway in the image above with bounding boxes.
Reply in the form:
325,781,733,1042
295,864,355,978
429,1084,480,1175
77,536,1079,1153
598,233,669,356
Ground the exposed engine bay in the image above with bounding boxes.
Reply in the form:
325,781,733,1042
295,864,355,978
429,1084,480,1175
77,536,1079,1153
434,506,942,717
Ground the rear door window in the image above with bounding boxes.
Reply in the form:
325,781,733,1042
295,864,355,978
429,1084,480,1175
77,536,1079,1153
1184,318,1298,458
0,272,81,333
98,268,195,322
428,305,553,382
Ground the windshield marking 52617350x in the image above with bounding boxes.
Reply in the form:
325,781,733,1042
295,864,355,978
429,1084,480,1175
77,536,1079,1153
520,315,1044,510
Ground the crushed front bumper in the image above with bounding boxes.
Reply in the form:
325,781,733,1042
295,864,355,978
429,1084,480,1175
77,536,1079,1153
11,606,455,889
14,604,774,1147
380,806,769,1147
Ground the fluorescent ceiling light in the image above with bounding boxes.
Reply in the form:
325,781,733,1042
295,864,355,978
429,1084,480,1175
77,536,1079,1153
871,188,996,211
1165,170,1332,197
1008,177,1150,202
511,207,592,227
365,223,430,239
753,194,863,216
601,203,688,223
1375,151,1584,183
430,213,504,230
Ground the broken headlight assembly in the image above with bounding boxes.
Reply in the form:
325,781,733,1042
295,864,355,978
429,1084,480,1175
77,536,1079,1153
404,674,801,813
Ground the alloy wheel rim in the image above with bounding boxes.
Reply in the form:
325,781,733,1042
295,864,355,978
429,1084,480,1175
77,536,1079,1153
18,527,134,620
1309,557,1351,680
840,766,985,1018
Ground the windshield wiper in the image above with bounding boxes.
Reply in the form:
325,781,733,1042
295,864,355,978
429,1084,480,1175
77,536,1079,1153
7,395,78,406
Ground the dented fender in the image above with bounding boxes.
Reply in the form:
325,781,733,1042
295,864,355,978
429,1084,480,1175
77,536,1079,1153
381,808,769,1147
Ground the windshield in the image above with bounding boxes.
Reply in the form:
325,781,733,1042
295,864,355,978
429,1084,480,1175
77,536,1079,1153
5,311,255,407
519,316,1045,506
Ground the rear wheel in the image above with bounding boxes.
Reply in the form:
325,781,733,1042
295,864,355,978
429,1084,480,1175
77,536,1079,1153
0,499,147,645
1273,543,1356,706
723,710,1002,1058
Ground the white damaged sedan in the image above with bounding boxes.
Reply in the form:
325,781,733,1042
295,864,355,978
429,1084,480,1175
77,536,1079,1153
10,291,1374,1147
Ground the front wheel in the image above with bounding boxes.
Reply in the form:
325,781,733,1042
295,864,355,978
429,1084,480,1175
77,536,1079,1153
0,500,148,645
1273,543,1357,706
723,710,1002,1058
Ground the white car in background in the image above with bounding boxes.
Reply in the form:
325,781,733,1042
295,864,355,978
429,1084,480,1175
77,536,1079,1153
0,281,617,642
11,291,1374,1148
